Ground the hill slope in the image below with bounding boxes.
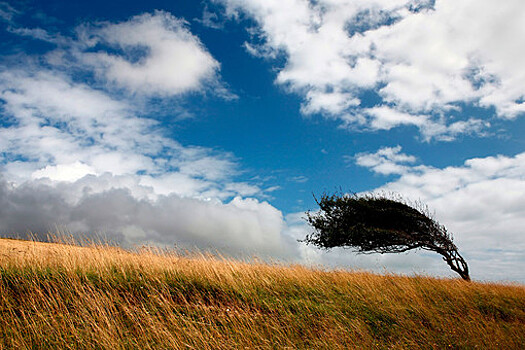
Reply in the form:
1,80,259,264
0,238,524,349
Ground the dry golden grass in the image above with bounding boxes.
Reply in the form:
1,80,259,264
0,237,524,349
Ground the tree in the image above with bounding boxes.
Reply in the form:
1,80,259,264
303,192,470,281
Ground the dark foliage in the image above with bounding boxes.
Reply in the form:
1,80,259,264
304,193,470,281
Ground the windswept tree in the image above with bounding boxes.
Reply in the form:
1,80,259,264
303,192,470,281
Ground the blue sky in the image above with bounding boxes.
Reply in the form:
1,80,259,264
1,0,525,282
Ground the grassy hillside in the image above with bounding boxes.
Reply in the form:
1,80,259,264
0,238,524,349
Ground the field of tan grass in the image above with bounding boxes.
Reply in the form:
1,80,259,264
0,237,524,349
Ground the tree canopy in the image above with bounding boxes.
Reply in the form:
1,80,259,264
303,192,470,281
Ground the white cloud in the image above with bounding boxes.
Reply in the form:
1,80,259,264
301,89,360,116
0,1,18,22
365,107,426,131
354,146,525,281
362,106,489,141
0,70,161,180
196,4,226,29
0,68,262,200
12,11,225,97
219,0,525,139
354,145,415,175
367,0,525,118
77,11,221,96
289,175,308,183
32,161,97,182
7,27,68,44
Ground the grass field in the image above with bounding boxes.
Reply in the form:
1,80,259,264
0,238,524,349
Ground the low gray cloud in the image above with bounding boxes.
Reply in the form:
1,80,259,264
0,176,298,259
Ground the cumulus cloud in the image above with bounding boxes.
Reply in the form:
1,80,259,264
354,145,416,175
218,0,525,139
32,162,97,182
354,146,525,281
1,70,139,179
0,70,157,179
77,11,221,96
12,11,225,97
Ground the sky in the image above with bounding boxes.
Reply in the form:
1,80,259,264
1,0,524,282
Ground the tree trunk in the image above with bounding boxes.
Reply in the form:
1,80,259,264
441,249,470,281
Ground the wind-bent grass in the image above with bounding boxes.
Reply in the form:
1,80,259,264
0,238,524,349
